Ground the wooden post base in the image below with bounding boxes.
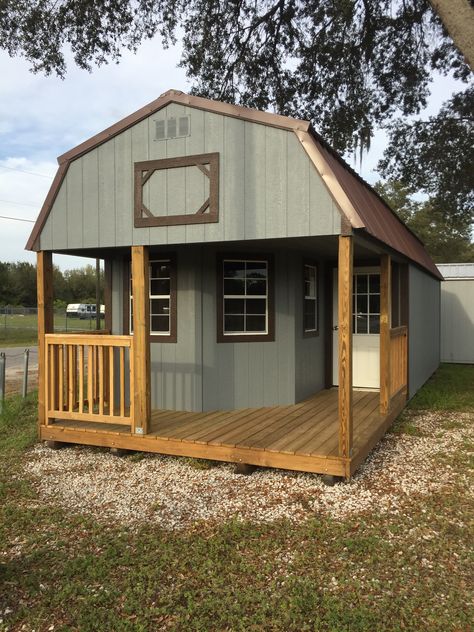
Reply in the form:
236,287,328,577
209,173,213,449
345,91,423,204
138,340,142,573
234,463,259,475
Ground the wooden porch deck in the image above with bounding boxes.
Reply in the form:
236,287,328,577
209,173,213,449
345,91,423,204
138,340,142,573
41,388,405,478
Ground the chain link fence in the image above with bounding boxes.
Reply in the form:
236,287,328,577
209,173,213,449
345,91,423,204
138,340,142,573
0,306,101,345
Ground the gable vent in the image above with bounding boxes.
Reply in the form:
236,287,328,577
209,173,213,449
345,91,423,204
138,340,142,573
154,115,191,141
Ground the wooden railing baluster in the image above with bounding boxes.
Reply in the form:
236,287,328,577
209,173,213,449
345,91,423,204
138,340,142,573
109,346,115,417
79,345,84,414
119,347,125,418
45,334,133,426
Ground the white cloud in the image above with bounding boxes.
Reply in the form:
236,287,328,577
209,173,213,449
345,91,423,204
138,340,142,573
0,37,188,269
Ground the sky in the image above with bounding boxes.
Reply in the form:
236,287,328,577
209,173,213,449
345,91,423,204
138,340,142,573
0,35,464,270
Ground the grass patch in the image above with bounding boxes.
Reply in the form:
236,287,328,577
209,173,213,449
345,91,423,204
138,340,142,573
180,457,221,470
0,370,472,631
0,391,38,453
407,363,474,411
0,312,100,346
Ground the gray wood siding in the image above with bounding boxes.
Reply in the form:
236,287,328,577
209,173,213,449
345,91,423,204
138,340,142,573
109,244,310,412
201,246,295,411
408,265,440,397
39,104,342,251
440,279,474,363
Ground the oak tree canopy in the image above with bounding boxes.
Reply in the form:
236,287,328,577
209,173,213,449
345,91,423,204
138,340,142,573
0,0,471,153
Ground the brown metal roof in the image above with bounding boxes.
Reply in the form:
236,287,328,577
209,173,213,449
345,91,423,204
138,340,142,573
25,89,442,280
309,133,442,279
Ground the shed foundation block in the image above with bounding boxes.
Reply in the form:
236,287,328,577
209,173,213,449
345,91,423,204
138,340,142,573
321,474,344,487
234,463,259,475
110,447,130,457
45,440,67,450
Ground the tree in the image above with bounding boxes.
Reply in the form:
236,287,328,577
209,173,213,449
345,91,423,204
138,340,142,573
378,87,474,230
0,0,471,154
428,0,474,68
62,265,103,303
375,180,474,262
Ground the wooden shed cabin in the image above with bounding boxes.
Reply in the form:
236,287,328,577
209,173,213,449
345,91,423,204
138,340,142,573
26,90,442,479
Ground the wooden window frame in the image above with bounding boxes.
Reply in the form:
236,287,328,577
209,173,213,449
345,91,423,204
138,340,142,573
123,253,177,343
303,260,319,337
134,152,219,228
217,253,275,343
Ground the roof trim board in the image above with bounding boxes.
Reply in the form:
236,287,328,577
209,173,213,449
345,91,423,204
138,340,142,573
25,162,68,251
57,90,310,165
25,89,442,280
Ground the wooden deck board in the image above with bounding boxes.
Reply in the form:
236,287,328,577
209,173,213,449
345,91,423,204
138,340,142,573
46,388,402,477
266,393,341,454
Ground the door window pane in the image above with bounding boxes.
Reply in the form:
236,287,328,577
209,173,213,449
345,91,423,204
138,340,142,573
353,272,380,335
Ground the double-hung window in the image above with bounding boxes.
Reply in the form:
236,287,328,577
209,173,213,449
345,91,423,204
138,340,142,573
303,263,318,335
128,255,177,342
218,256,274,342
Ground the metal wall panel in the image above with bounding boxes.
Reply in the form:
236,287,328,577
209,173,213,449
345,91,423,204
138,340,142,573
440,279,474,363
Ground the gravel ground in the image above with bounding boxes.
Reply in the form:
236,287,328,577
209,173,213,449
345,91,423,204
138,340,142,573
22,410,473,531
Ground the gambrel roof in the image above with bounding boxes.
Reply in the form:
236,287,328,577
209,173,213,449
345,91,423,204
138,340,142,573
26,89,441,279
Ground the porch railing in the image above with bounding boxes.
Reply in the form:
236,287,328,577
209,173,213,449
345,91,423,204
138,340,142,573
45,333,134,426
389,326,408,398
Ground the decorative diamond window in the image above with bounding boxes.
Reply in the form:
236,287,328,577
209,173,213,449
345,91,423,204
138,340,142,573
134,152,219,228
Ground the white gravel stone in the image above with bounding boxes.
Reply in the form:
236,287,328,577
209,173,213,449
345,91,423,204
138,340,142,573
21,411,473,530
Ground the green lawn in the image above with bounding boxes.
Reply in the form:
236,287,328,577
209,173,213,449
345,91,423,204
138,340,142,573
0,312,99,346
0,365,472,631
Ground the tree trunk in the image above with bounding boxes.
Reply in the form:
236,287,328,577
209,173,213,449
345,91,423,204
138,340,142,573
429,0,474,69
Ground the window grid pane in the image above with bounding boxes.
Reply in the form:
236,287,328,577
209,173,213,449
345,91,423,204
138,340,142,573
304,264,318,332
130,259,172,335
223,260,268,334
353,272,380,335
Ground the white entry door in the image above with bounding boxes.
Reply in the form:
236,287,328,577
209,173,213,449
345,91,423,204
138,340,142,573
332,268,381,388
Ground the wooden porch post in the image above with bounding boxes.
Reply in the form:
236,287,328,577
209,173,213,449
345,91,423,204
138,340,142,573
338,236,353,468
380,254,391,413
37,251,54,428
131,246,150,434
